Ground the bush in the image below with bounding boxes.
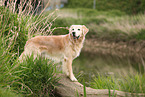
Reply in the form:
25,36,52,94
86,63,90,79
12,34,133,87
0,54,59,97
0,36,59,96
15,56,59,96
0,5,59,97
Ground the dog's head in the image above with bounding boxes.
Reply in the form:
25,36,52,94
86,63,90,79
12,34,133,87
69,25,89,39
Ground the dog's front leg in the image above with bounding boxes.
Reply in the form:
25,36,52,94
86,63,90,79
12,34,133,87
62,58,77,81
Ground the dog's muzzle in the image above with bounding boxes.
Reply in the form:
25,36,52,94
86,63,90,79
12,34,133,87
72,32,80,39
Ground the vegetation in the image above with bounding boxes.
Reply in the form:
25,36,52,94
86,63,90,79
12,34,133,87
0,54,58,96
1,0,145,96
91,74,145,93
0,4,59,97
0,88,21,97
65,0,145,14
73,51,145,94
51,8,145,41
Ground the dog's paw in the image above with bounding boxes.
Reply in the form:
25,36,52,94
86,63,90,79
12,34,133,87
66,71,69,76
64,69,69,76
70,77,78,82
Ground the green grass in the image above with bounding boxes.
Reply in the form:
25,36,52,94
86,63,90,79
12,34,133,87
0,5,58,54
50,8,145,41
91,74,145,93
83,79,87,97
59,8,126,17
72,51,145,94
65,0,145,14
0,88,21,97
0,35,59,96
0,40,59,96
23,8,145,41
0,4,59,97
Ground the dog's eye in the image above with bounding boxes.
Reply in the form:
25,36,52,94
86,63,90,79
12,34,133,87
72,29,74,30
78,29,80,31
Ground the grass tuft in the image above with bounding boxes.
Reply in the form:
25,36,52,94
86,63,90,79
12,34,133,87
0,53,59,96
0,1,59,96
0,88,21,97
91,74,145,93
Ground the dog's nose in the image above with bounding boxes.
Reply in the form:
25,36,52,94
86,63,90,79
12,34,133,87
72,32,76,36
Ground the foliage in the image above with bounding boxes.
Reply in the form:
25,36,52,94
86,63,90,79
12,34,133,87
132,29,145,40
0,88,21,97
0,45,59,97
83,79,86,97
65,0,145,14
52,8,145,41
15,56,58,96
0,4,59,97
0,6,28,54
91,74,145,93
61,8,126,17
0,6,57,54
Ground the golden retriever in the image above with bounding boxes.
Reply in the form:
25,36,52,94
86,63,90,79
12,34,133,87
19,25,89,81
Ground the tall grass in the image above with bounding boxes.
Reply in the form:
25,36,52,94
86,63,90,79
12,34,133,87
0,88,21,97
90,74,145,94
0,34,59,97
0,1,58,54
0,1,59,96
0,52,59,97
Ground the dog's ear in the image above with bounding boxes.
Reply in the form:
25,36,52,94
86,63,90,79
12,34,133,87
82,25,89,35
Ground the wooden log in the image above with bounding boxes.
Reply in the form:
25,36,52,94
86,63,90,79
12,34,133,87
55,74,145,97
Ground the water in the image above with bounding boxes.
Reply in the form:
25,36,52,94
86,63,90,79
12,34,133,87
73,50,145,85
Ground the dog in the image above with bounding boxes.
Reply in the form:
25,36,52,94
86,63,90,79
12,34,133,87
19,25,89,81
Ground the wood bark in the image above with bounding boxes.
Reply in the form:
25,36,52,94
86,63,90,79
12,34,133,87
55,74,145,97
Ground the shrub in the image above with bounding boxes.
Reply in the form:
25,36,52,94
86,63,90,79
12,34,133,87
0,54,59,97
0,3,59,96
16,56,59,96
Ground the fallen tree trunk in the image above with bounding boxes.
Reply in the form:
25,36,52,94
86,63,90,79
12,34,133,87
55,74,144,97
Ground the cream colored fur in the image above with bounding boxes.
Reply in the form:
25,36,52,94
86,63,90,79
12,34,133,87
19,25,89,81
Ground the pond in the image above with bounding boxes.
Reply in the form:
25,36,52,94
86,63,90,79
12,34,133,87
73,50,145,86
